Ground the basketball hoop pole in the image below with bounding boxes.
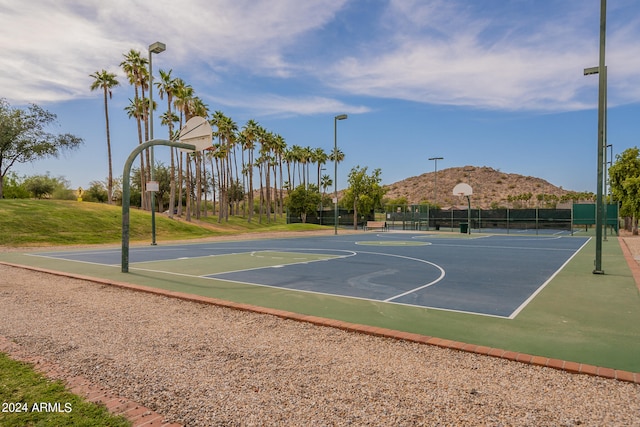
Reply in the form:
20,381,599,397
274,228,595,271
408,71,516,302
122,139,195,273
453,183,473,235
466,195,471,235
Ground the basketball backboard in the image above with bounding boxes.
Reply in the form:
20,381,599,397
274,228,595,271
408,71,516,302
452,182,473,197
178,116,212,152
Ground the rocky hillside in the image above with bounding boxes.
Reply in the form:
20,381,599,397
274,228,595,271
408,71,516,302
383,166,582,209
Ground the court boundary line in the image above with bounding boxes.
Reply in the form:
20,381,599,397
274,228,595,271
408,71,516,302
201,268,510,318
508,237,592,319
25,252,122,268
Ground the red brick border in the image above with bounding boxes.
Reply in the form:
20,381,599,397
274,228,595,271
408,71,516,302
1,260,639,390
619,236,640,292
0,335,182,427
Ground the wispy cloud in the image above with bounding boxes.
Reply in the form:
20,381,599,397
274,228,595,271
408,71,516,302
1,0,639,113
321,0,629,112
0,0,347,103
212,93,371,117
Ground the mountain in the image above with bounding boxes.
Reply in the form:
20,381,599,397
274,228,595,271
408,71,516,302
383,166,578,209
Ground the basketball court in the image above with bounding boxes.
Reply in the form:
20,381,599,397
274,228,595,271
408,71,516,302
26,232,589,319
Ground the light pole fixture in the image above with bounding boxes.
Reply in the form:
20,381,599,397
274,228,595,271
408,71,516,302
148,41,165,246
334,114,348,235
428,157,443,208
583,0,607,274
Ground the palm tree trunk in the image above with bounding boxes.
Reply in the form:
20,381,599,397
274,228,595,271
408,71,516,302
177,151,183,216
210,156,216,216
185,154,191,221
265,161,271,223
225,145,232,221
195,153,202,220
258,164,264,224
202,154,208,217
248,150,254,222
278,158,284,216
241,148,247,218
103,88,114,204
169,147,176,218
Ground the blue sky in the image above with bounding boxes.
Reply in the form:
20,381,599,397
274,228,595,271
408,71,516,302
2,0,640,194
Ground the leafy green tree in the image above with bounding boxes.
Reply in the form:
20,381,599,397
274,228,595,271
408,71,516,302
285,184,321,223
131,163,171,212
90,69,119,204
342,166,386,229
23,174,69,199
1,172,29,198
85,181,109,203
383,196,408,208
609,147,640,234
228,179,245,213
0,99,83,198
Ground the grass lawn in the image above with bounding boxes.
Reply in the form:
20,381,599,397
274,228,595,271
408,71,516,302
0,199,326,246
0,353,130,427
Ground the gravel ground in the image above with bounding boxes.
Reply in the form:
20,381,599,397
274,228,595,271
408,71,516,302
1,234,640,426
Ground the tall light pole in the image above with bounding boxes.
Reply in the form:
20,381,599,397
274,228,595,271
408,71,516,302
583,0,606,274
428,157,443,206
148,41,165,246
334,114,348,235
605,143,612,240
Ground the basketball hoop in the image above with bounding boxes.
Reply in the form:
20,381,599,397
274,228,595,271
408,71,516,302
453,183,473,235
178,116,212,152
452,183,473,197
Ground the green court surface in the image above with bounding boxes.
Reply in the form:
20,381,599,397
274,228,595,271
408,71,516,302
2,233,640,373
132,251,339,276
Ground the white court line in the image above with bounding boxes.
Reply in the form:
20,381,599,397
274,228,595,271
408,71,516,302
126,250,356,278
130,251,245,265
211,249,356,276
425,242,578,252
29,249,121,256
202,266,512,319
25,253,121,268
344,250,446,302
507,237,592,319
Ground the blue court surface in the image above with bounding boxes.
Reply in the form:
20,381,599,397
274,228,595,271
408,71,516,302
30,233,590,319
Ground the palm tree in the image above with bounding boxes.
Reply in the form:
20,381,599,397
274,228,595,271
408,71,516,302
240,120,259,222
289,145,303,188
89,69,119,204
321,174,333,196
121,50,150,209
211,142,228,222
172,79,193,217
211,111,237,221
272,134,287,216
330,147,345,168
156,69,177,218
313,147,328,190
301,146,313,189
283,147,296,191
124,97,146,207
257,128,275,222
188,97,209,218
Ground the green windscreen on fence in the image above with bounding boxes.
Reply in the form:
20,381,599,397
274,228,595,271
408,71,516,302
573,203,618,228
382,206,574,233
380,204,620,234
